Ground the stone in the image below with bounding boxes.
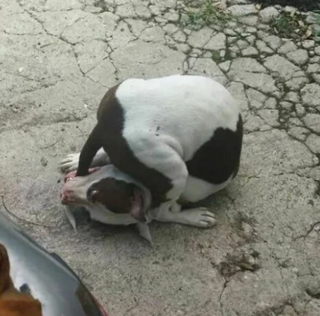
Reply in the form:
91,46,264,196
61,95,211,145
229,72,278,94
313,74,320,83
189,58,227,85
86,59,116,87
204,33,226,51
116,3,136,18
264,55,300,80
126,19,148,37
257,23,271,30
280,101,292,111
163,11,179,22
140,26,166,44
230,58,267,73
284,92,300,103
246,35,256,45
244,113,270,131
258,109,280,127
301,83,320,108
172,31,186,43
237,39,249,49
285,77,309,90
246,88,267,109
306,134,320,153
284,6,297,13
302,40,315,49
111,40,185,79
246,27,257,33
259,7,280,23
265,97,277,109
218,60,231,72
306,63,320,73
149,4,161,16
227,36,237,44
135,4,152,19
224,29,236,36
278,41,297,54
295,104,306,116
62,14,106,44
310,56,320,63
238,15,259,26
107,21,136,50
288,126,308,141
228,4,258,16
256,40,273,54
303,113,320,133
242,46,259,56
315,46,320,55
175,43,189,53
263,35,283,50
227,81,249,112
162,23,179,35
287,49,309,65
35,10,87,37
188,27,212,48
73,40,109,74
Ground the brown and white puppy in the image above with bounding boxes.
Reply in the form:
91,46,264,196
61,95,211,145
60,74,243,235
0,244,43,316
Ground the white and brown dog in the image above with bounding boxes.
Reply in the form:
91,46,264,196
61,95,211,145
60,74,243,242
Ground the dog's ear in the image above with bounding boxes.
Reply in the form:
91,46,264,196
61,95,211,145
130,190,147,222
0,243,11,295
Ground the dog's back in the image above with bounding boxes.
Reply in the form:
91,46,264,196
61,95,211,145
0,244,42,316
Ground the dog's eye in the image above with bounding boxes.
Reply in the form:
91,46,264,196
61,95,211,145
87,188,99,203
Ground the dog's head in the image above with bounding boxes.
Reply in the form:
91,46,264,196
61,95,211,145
61,165,152,222
0,244,43,316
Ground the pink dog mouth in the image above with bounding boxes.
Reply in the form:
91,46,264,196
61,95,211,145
60,167,100,204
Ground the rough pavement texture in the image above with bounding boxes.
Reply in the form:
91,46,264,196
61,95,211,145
1,0,320,315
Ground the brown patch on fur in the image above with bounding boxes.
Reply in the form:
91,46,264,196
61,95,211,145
0,244,43,316
186,114,243,184
88,178,136,213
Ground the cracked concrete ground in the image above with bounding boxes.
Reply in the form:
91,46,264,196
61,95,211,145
0,0,320,315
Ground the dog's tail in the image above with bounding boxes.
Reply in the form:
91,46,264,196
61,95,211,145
0,243,12,294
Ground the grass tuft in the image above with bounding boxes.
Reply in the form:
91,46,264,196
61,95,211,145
181,0,232,30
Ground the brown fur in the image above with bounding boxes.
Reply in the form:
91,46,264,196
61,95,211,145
88,178,136,214
0,244,43,316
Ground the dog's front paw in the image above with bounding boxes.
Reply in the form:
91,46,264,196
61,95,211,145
182,207,217,228
59,153,80,173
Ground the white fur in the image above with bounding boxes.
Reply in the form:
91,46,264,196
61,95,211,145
182,175,232,203
116,74,239,214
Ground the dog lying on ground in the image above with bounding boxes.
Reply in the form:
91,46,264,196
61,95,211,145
60,75,243,241
0,244,42,316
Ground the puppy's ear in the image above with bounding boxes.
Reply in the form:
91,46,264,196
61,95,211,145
130,207,147,222
130,190,147,222
0,243,11,295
